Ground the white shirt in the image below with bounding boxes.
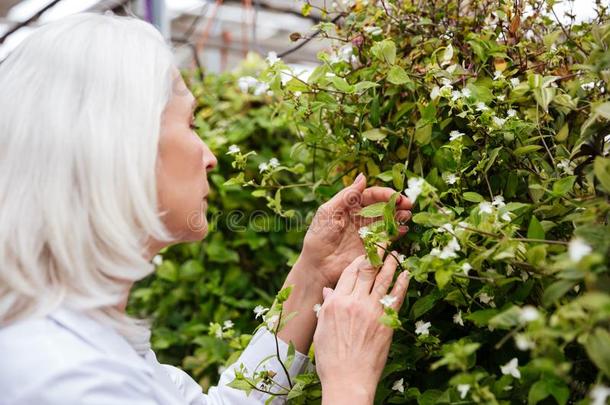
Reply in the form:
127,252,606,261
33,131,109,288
0,307,309,404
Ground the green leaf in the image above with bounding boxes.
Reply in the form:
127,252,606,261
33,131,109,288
533,87,556,111
156,260,178,282
514,145,543,156
594,157,610,193
359,202,385,217
328,76,354,93
387,65,410,85
527,216,545,239
371,39,396,64
489,306,521,330
383,192,400,237
551,176,576,197
276,285,293,303
465,309,500,327
392,163,405,190
463,191,484,203
362,128,387,141
412,212,449,227
415,123,432,144
585,328,610,378
593,101,610,120
410,289,444,319
354,81,379,93
542,279,576,307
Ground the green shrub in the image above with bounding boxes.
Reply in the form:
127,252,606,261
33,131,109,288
130,1,610,403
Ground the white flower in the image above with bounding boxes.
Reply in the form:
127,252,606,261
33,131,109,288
404,177,425,202
569,238,592,262
358,226,372,239
493,70,504,80
501,211,512,222
462,262,472,275
380,294,397,308
451,90,462,101
237,76,258,93
492,116,506,127
223,320,234,330
268,158,280,168
313,303,322,318
514,334,534,351
457,384,470,399
152,255,163,266
266,90,274,97
492,195,505,207
266,51,280,66
507,108,517,117
557,159,574,175
253,305,269,319
364,26,382,36
392,378,405,393
226,144,240,155
461,88,472,98
581,81,595,91
415,320,431,335
397,254,407,263
479,201,493,214
449,130,465,141
510,78,521,87
431,237,460,259
338,44,353,62
478,292,494,306
591,385,610,405
500,358,521,379
497,94,506,101
325,72,336,78
430,85,440,100
258,162,268,173
253,81,269,96
444,173,458,184
453,310,464,326
476,102,489,112
519,306,540,323
437,223,454,234
215,327,223,339
294,91,302,97
265,314,279,330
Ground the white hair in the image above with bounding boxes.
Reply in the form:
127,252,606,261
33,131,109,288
0,13,176,354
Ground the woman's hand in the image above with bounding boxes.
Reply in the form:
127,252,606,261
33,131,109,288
299,173,412,288
314,254,410,404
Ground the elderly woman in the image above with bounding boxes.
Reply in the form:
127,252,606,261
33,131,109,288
0,13,412,405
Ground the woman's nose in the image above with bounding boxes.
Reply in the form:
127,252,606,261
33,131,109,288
202,141,218,171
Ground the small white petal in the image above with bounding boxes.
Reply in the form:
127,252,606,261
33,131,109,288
392,378,405,393
569,238,592,262
457,384,470,399
500,358,521,379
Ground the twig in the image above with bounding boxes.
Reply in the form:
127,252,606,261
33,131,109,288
278,13,344,59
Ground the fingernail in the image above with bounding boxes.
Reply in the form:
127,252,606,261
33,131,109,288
353,173,364,184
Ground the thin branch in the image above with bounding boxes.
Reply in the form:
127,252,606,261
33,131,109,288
278,13,344,59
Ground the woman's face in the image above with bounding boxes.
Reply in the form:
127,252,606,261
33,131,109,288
154,72,217,250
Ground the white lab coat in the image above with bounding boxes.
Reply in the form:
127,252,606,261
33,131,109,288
0,307,309,404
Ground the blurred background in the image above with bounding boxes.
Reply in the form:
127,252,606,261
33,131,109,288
0,0,334,73
0,0,601,72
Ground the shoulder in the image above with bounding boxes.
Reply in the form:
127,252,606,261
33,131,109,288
0,314,156,404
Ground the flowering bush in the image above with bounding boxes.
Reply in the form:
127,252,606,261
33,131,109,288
131,0,610,403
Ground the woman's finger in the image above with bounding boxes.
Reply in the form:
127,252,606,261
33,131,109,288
371,252,400,300
322,287,334,301
389,270,411,311
352,258,379,297
334,255,366,295
396,210,412,224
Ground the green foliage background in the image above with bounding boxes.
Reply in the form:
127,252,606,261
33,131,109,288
129,0,610,403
